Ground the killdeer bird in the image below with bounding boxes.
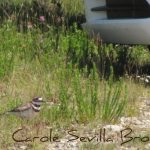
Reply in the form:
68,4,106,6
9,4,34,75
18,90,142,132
0,97,45,119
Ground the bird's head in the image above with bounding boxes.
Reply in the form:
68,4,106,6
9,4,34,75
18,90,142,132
32,97,45,104
31,97,45,112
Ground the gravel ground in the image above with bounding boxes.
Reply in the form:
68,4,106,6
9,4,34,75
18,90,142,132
12,96,150,150
46,96,150,150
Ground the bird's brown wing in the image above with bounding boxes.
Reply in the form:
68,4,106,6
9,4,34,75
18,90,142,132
8,103,31,112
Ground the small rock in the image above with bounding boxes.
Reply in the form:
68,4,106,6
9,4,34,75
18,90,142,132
104,125,123,132
145,143,150,150
20,145,27,150
145,100,150,106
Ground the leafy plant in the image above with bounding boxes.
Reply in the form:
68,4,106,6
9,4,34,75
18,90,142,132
101,68,128,122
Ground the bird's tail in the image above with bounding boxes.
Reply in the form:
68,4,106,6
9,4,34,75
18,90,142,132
0,112,5,117
0,111,10,117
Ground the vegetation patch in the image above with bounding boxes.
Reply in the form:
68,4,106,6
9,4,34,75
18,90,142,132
0,0,149,149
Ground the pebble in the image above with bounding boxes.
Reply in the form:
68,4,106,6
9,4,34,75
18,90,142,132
20,146,27,150
104,125,123,132
145,143,150,150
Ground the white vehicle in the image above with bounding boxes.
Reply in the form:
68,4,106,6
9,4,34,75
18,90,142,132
83,0,150,45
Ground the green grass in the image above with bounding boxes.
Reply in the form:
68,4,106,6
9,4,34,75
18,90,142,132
0,22,129,124
0,0,150,150
0,3,149,149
